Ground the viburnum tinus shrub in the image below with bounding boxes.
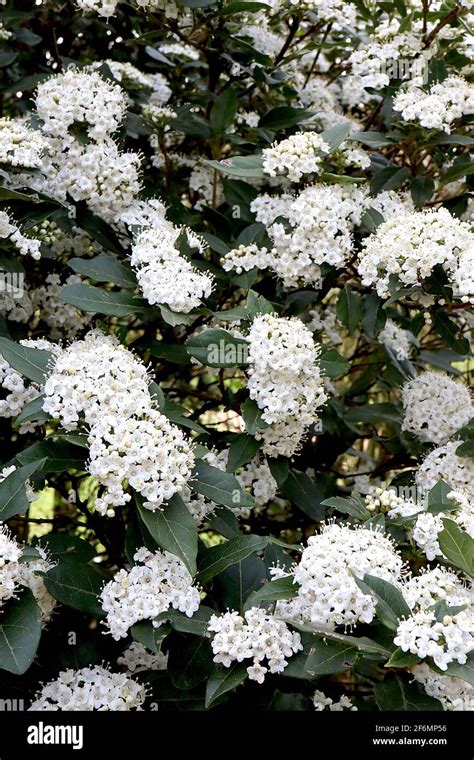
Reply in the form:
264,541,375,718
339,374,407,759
0,0,472,713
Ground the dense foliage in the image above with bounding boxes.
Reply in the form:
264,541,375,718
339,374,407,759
0,0,473,713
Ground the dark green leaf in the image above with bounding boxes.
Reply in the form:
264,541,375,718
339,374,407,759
137,493,198,575
0,590,41,675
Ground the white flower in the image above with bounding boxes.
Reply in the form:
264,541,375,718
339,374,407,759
0,525,56,620
313,690,357,711
262,132,330,183
401,372,473,444
393,76,474,133
35,69,126,141
416,442,474,501
412,663,474,711
33,274,92,339
378,320,415,361
88,408,195,515
395,568,474,670
131,224,213,313
274,523,404,629
358,207,474,302
28,666,146,711
100,548,200,640
117,642,168,673
207,607,302,683
0,118,46,168
246,314,327,457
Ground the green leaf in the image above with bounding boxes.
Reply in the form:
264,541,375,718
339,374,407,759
214,1,269,15
37,534,96,564
456,440,474,458
210,89,238,132
355,573,411,631
68,255,137,289
16,440,86,473
192,460,255,510
164,606,214,636
319,348,349,378
0,590,41,675
433,312,470,355
321,493,371,520
0,460,46,521
131,622,170,654
427,479,454,514
434,652,474,686
168,635,214,690
267,457,289,487
205,663,247,708
226,434,261,473
410,176,434,207
0,338,53,384
60,284,147,317
241,398,270,435
198,535,268,584
185,329,249,367
375,674,443,711
206,155,264,178
432,134,474,146
280,471,326,521
43,562,105,617
159,304,196,326
136,493,198,575
352,131,394,148
259,106,315,131
305,637,358,676
345,403,401,425
371,167,410,194
385,648,421,669
14,395,51,428
244,575,298,611
441,161,474,185
336,286,362,335
319,122,352,151
75,208,125,256
438,519,474,577
360,207,385,233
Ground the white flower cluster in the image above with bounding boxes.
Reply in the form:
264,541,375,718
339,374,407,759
42,331,150,430
401,372,473,444
273,523,404,629
349,20,428,91
33,274,92,339
416,442,474,501
378,320,414,361
130,224,214,313
0,524,23,608
0,524,56,621
101,60,171,106
262,132,330,183
0,118,46,168
42,330,194,515
207,607,302,684
240,186,413,289
412,663,474,711
0,210,42,259
0,338,60,433
37,137,142,225
236,455,278,507
35,69,126,141
393,76,474,133
358,208,474,301
100,547,200,640
88,408,194,513
395,568,473,671
28,666,147,711
393,490,473,562
117,642,168,673
313,690,357,711
246,314,327,457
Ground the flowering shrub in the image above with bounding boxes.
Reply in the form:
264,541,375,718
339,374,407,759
0,0,472,714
